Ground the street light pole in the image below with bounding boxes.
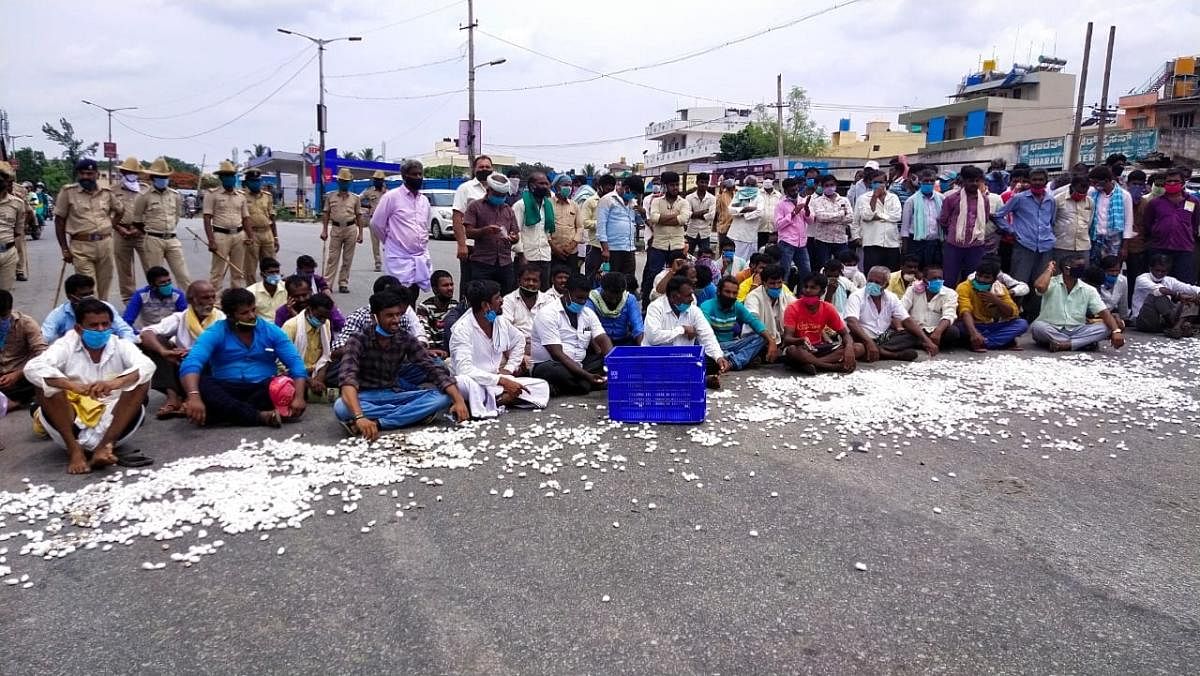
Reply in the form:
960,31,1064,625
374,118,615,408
461,0,505,170
277,28,362,213
81,99,138,182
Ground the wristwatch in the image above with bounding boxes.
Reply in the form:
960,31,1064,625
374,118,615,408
352,413,366,421
1112,329,1123,334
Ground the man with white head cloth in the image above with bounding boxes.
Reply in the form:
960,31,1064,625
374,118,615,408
462,172,521,294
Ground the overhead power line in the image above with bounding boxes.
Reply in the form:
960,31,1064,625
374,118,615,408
112,53,316,141
360,0,466,35
325,49,466,79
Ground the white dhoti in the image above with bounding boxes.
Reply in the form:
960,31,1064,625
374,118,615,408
454,375,549,419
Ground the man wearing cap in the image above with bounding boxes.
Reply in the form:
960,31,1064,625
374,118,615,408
10,179,32,283
241,167,278,285
462,172,519,293
0,162,32,291
112,156,149,304
321,167,363,294
847,161,880,208
203,160,249,290
55,158,124,300
133,157,191,290
359,170,388,273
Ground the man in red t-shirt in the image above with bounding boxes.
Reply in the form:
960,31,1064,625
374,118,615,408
781,272,861,374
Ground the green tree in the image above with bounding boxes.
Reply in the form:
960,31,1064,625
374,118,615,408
243,144,268,160
359,147,376,161
513,162,555,178
582,163,596,177
340,150,358,160
42,118,99,166
423,165,458,179
41,162,71,193
718,85,828,160
13,147,49,185
717,124,775,161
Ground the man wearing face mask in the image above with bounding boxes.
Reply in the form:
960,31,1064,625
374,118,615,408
41,273,137,344
781,272,859,375
740,264,794,357
274,274,347,332
900,169,944,269
281,292,335,400
1142,167,1199,284
452,156,495,293
25,298,156,474
686,172,717,253
549,174,582,273
463,172,519,293
937,165,993,286
371,160,434,291
1087,166,1134,264
133,157,191,291
900,263,960,349
699,275,774,370
856,171,903,272
1131,253,1200,336
644,274,729,388
241,168,279,286
180,288,308,429
0,161,31,291
1123,170,1151,299
360,170,389,273
844,266,938,362
808,175,854,269
110,157,150,304
727,175,764,261
512,171,556,288
758,175,782,249
55,158,124,301
596,175,644,277
996,168,1057,318
139,280,223,420
643,171,693,305
321,167,364,294
247,257,288,320
1030,256,1123,352
1051,175,1095,263
529,273,613,395
581,174,615,279
202,160,249,291
501,263,556,372
122,265,187,330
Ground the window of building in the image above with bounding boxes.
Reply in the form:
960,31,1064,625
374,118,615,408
1132,117,1149,129
945,126,957,141
872,144,881,152
1169,112,1196,128
1012,88,1022,100
988,119,1000,136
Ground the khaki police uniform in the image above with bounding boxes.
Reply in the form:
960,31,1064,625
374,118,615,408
242,190,277,284
322,190,362,289
54,183,123,300
203,187,249,289
9,181,30,280
0,191,28,291
133,187,190,289
113,182,149,303
359,185,387,270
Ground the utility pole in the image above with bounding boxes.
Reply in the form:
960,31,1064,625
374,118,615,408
775,74,785,174
277,28,362,213
461,0,505,172
1094,25,1117,165
1067,22,1093,169
81,99,138,182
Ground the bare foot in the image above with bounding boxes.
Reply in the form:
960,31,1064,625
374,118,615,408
91,443,118,469
1048,341,1071,353
67,451,92,475
258,410,282,428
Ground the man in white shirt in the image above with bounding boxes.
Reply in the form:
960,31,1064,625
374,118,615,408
727,176,764,261
139,280,223,419
24,298,156,474
685,172,717,253
502,263,556,371
452,155,494,297
741,264,795,349
1132,254,1200,337
846,160,880,209
530,274,613,395
758,176,784,249
512,171,555,288
1087,165,1135,262
644,274,730,388
856,175,903,272
844,266,939,361
900,263,960,348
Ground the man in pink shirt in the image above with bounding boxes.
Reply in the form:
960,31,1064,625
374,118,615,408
773,177,811,286
370,160,433,291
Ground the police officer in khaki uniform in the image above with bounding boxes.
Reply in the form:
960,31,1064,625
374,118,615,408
0,162,30,291
112,156,150,304
320,167,363,293
203,160,249,290
358,169,388,272
133,157,191,290
54,158,123,300
241,167,278,285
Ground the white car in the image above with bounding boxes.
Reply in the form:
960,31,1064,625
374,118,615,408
423,189,456,240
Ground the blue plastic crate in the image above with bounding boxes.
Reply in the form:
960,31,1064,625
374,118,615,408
605,345,707,424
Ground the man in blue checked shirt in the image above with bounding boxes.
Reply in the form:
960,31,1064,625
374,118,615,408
996,168,1058,318
180,287,308,428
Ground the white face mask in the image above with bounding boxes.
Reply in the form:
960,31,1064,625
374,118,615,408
122,174,140,190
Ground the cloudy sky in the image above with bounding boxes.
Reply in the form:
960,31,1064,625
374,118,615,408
2,0,1195,174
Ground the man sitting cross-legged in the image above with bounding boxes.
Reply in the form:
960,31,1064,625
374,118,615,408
586,271,644,347
180,288,309,428
24,298,155,473
844,265,939,362
530,273,614,396
900,263,961,349
645,274,731,388
781,272,860,375
139,280,223,419
449,279,550,417
955,258,1029,352
335,291,469,440
1030,254,1124,352
281,292,335,401
699,275,776,370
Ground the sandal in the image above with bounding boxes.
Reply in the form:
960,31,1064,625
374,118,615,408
155,403,185,420
116,451,155,468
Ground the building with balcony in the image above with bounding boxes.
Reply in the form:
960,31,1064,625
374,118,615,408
898,58,1076,155
416,139,516,176
1119,55,1198,130
823,120,924,160
644,107,752,174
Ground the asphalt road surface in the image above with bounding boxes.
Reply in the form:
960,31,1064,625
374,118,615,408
1,220,1198,675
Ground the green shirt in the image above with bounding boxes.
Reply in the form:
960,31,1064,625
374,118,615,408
1036,276,1105,328
699,298,766,343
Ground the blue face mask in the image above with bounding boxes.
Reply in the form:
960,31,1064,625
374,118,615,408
81,328,113,350
1104,274,1119,288
265,273,282,286
306,315,323,329
374,324,395,337
486,195,506,207
865,282,883,297
926,279,944,294
156,283,174,297
566,301,585,315
766,287,782,300
971,279,992,292
871,182,884,190
939,180,954,192
220,176,237,190
805,178,815,187
484,309,498,323
722,250,734,261
675,302,691,314
919,183,935,195
152,177,169,190
245,179,262,192
623,192,635,203
0,318,12,346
